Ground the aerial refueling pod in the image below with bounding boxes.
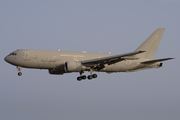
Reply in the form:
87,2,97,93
64,62,87,72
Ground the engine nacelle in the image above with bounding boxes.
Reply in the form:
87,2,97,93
48,69,64,75
64,62,86,72
159,63,163,67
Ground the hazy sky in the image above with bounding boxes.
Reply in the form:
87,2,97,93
1,1,180,120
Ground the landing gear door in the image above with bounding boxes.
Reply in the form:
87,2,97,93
23,52,29,60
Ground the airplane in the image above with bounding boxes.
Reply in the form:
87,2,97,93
4,28,174,81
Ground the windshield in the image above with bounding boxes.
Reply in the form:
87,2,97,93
8,53,17,56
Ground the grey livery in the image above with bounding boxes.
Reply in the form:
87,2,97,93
4,28,174,81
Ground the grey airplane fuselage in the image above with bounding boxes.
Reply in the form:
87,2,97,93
4,28,174,80
4,49,156,73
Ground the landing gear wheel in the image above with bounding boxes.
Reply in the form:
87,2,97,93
18,72,22,76
77,77,82,81
82,75,86,80
88,75,92,80
92,74,97,78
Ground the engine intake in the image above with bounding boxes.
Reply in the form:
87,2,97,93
159,63,163,67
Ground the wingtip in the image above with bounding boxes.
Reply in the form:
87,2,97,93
167,57,175,60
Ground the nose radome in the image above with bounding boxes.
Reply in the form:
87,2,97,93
4,56,8,62
4,56,10,63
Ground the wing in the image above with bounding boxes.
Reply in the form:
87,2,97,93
141,58,174,64
81,51,145,71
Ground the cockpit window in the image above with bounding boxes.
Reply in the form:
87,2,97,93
8,53,17,56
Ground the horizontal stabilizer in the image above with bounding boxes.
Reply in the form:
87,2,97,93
141,58,174,64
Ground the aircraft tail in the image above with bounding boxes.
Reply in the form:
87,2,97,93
135,28,165,59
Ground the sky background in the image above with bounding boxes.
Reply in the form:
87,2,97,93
0,0,180,120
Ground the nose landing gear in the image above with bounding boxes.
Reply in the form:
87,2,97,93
18,72,22,76
17,66,22,76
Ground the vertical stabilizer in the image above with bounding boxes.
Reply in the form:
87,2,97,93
135,28,165,59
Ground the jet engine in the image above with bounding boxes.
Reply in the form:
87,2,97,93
64,62,87,72
48,69,64,75
159,63,163,67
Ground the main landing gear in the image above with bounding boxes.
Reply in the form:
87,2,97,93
77,70,98,81
17,66,22,76
77,74,98,81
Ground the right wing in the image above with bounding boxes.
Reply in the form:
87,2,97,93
82,51,145,70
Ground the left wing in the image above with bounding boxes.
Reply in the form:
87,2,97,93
81,51,145,71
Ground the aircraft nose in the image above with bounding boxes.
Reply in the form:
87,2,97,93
4,56,9,62
4,56,7,62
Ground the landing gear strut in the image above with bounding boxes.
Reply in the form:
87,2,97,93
17,66,22,76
